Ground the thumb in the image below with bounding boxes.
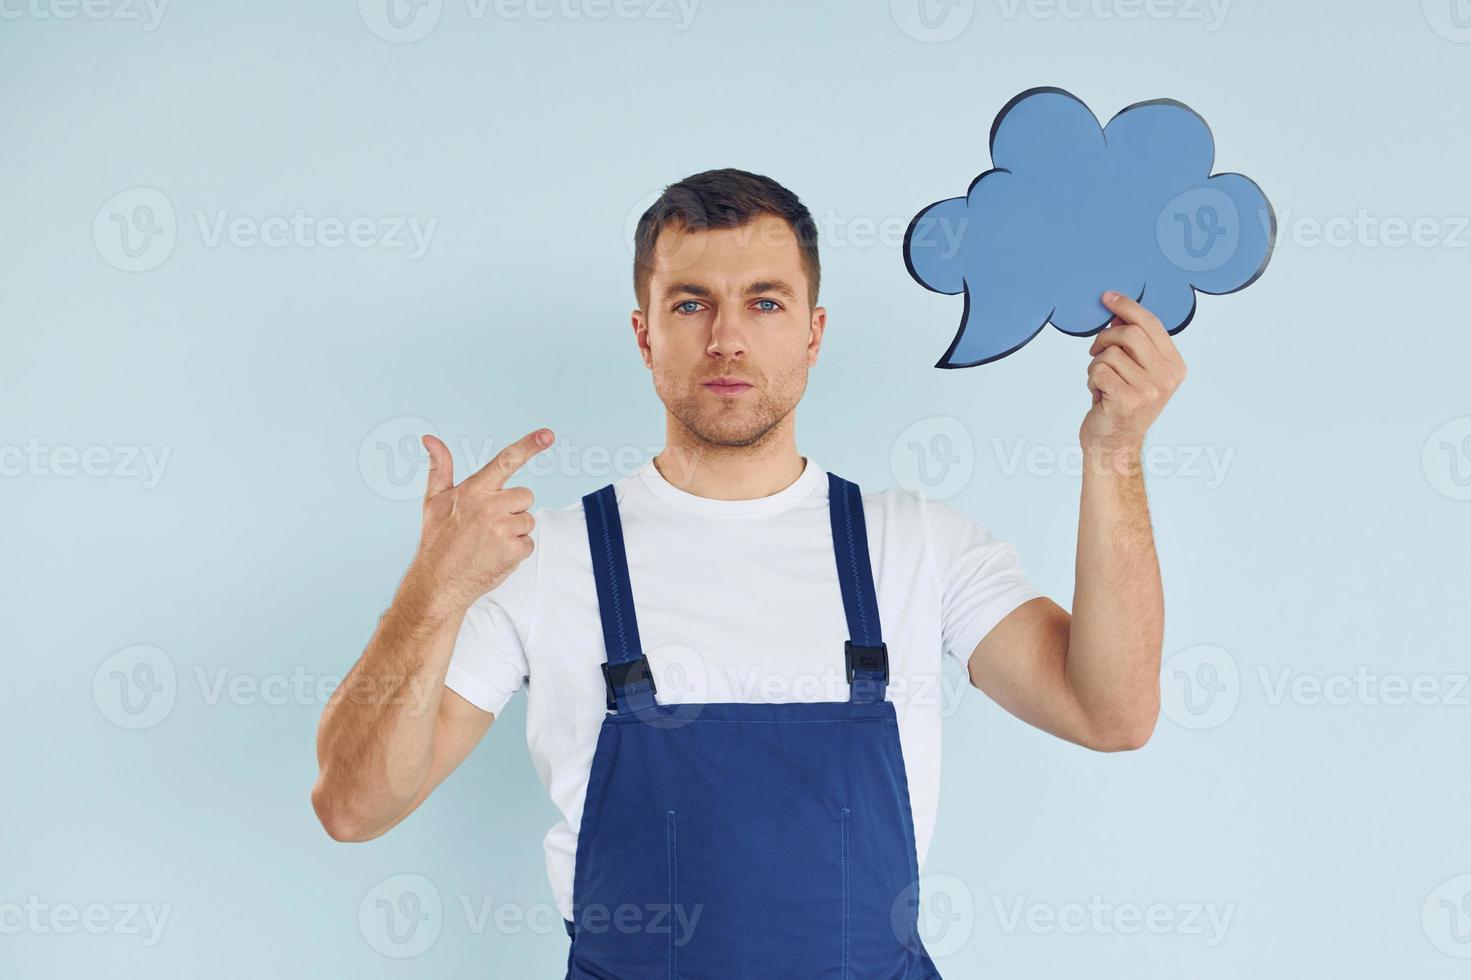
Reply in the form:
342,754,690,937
422,434,454,501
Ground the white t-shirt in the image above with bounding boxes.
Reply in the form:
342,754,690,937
444,455,1043,922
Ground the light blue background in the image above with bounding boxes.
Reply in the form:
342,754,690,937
4,0,1469,976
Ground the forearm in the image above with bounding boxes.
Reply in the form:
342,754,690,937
312,568,466,838
1064,446,1163,748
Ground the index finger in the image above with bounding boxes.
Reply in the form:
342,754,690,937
1101,291,1184,369
463,428,555,491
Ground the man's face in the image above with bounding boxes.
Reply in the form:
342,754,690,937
634,213,825,449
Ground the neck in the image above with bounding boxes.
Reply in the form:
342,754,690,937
653,416,806,501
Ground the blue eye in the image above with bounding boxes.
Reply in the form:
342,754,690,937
675,301,702,315
755,299,781,313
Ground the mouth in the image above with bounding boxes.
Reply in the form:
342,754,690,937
701,377,754,396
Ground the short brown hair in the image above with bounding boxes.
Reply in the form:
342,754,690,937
632,168,821,310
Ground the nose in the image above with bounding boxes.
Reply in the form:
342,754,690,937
705,306,747,360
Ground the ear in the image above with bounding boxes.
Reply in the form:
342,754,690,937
631,308,652,368
807,306,826,365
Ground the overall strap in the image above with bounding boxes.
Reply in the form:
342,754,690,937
582,484,657,714
827,473,888,704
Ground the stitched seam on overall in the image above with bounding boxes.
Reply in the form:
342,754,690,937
840,483,871,642
595,491,631,662
667,810,678,980
841,807,851,979
670,718,872,726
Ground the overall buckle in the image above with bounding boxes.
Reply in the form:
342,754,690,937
845,641,889,685
602,657,656,711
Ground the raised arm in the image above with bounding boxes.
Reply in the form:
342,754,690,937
967,291,1184,752
310,427,553,840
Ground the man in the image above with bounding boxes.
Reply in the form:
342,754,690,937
312,169,1182,976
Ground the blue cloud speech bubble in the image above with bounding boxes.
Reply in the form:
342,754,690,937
904,87,1276,368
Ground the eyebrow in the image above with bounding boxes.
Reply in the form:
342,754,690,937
661,280,799,302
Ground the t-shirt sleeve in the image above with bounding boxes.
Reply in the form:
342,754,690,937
443,520,538,716
919,496,1046,668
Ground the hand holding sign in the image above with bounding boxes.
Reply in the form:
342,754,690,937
1082,291,1189,458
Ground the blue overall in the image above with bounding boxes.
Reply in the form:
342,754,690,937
564,472,941,979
